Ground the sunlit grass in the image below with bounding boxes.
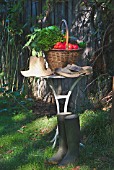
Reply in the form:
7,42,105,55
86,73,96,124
12,113,27,121
0,97,113,170
0,112,57,170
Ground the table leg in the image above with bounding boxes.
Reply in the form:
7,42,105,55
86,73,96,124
47,76,83,148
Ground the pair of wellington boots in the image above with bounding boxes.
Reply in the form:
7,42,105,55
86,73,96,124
48,112,80,166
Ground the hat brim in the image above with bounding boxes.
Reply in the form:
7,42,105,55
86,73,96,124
21,68,52,77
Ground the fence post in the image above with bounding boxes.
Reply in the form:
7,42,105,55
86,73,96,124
111,76,114,124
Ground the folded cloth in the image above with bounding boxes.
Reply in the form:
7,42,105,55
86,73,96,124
66,64,83,72
57,67,73,74
55,64,93,78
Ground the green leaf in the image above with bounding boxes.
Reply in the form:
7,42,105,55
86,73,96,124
23,25,64,52
0,88,5,93
108,4,114,10
3,84,9,87
0,72,4,78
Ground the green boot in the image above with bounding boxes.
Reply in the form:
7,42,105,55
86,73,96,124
48,112,72,164
59,114,80,166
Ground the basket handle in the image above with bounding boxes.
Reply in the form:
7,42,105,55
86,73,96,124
60,19,69,50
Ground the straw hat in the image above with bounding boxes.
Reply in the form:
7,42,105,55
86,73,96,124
55,64,93,78
21,56,52,77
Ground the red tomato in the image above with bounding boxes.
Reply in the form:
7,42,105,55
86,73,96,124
61,43,66,49
62,42,66,49
53,42,67,49
56,42,65,49
68,43,73,50
72,44,79,49
53,45,58,49
53,42,61,49
62,42,66,45
55,42,62,46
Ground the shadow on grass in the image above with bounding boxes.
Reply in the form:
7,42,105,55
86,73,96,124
0,135,54,170
0,112,57,170
0,108,114,170
77,110,114,170
0,111,37,136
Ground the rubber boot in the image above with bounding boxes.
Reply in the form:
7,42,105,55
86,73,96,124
59,114,80,166
47,112,72,164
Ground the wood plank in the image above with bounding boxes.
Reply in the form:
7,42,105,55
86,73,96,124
68,0,73,32
56,2,63,25
32,1,37,25
38,0,42,28
111,76,114,124
25,0,32,27
61,1,65,20
51,1,55,25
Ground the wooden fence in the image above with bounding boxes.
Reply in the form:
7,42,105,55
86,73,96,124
24,0,108,51
0,0,88,91
0,0,113,107
25,0,89,40
23,0,92,112
25,0,77,28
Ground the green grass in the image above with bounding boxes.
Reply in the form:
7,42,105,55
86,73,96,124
0,96,114,170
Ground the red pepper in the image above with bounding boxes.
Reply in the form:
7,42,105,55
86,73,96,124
72,44,79,49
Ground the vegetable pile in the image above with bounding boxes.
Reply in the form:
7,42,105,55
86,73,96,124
24,25,86,56
53,42,79,50
24,26,65,53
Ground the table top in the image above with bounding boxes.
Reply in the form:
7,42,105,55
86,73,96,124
43,74,65,79
42,73,88,79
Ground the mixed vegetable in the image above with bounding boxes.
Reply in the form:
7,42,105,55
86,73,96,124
53,42,79,50
24,26,65,53
24,25,86,56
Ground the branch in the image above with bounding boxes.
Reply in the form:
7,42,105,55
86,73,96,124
91,23,114,66
84,73,110,91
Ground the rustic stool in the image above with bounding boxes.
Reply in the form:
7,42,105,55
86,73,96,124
45,75,83,148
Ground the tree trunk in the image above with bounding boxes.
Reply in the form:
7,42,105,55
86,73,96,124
32,53,92,113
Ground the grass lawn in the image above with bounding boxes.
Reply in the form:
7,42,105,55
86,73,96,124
0,95,114,170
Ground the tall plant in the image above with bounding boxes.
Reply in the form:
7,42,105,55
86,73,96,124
0,0,27,93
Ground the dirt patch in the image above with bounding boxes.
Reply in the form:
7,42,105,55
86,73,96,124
32,99,57,117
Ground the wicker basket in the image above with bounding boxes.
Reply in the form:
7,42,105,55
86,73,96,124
45,19,83,71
